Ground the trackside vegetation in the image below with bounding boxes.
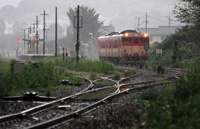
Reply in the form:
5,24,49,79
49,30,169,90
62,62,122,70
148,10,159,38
139,65,200,128
149,26,200,69
52,57,116,74
0,57,116,100
0,59,72,99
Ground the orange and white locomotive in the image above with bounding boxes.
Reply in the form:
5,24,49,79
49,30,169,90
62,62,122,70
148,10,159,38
98,30,150,63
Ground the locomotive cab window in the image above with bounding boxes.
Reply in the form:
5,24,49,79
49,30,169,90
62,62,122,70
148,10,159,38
140,38,149,43
134,39,138,44
122,37,132,43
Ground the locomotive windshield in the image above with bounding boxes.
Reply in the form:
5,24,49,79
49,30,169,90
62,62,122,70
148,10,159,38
134,39,139,44
122,37,132,43
140,37,149,43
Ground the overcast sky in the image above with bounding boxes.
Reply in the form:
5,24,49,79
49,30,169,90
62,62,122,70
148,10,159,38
0,0,22,7
0,0,183,31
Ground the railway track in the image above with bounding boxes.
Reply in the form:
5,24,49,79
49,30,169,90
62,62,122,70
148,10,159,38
0,67,187,129
27,81,176,129
0,77,117,129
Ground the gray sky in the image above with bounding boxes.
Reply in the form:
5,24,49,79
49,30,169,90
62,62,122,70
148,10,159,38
0,0,22,7
0,0,183,31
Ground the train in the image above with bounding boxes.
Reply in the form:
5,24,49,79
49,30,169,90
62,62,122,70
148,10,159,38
98,30,150,64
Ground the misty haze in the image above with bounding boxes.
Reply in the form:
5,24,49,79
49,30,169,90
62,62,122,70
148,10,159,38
0,0,182,56
0,0,199,129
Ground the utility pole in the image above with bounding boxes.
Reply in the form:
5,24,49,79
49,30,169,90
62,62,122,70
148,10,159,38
23,27,32,54
136,17,140,31
45,25,49,53
41,10,49,55
144,12,149,33
55,7,58,57
23,29,26,54
76,5,80,62
165,16,173,26
27,27,30,54
35,16,39,54
32,23,36,54
74,5,82,62
63,47,64,61
29,26,32,54
32,23,36,33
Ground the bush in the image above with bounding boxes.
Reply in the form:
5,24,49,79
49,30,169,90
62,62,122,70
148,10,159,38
0,60,64,98
174,66,200,101
149,26,200,69
141,65,200,129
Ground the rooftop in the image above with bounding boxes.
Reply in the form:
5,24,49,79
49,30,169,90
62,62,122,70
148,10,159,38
139,26,183,35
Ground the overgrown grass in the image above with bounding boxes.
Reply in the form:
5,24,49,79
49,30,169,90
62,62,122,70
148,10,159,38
123,70,140,77
0,59,10,73
96,80,115,86
110,69,140,80
0,57,113,99
77,87,116,100
0,59,73,98
52,57,116,74
0,59,12,98
138,65,200,129
95,80,116,86
89,72,97,80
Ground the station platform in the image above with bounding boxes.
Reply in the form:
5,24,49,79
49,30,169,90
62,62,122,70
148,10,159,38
19,54,54,60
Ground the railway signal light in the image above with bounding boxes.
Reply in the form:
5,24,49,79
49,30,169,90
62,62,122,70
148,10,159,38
65,48,68,57
17,38,21,43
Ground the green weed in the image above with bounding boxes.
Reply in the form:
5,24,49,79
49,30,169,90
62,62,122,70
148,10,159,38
95,80,116,86
78,87,116,100
50,57,116,74
139,65,200,129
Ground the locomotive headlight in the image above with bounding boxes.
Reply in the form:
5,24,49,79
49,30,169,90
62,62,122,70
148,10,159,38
144,33,148,37
124,33,129,37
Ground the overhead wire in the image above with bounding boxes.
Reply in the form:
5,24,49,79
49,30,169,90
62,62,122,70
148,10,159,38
148,16,183,26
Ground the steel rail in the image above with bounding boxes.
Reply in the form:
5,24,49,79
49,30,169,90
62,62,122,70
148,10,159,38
0,78,116,125
0,77,93,124
26,81,172,129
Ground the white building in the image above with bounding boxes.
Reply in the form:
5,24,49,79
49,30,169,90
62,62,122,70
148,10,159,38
4,22,14,35
139,26,183,44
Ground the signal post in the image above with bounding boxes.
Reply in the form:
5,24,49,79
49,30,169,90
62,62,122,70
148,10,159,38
74,5,83,62
16,38,21,57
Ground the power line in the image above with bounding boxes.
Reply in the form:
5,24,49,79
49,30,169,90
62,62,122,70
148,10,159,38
165,16,173,26
149,16,183,26
148,16,167,23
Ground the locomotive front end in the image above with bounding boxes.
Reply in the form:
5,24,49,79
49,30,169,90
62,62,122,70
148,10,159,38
121,30,149,61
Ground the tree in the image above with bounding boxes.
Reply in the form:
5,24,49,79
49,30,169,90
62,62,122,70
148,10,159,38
67,6,104,43
67,6,104,58
45,23,65,54
58,34,74,55
0,5,16,21
174,0,200,26
0,19,6,34
174,1,200,43
47,23,65,41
